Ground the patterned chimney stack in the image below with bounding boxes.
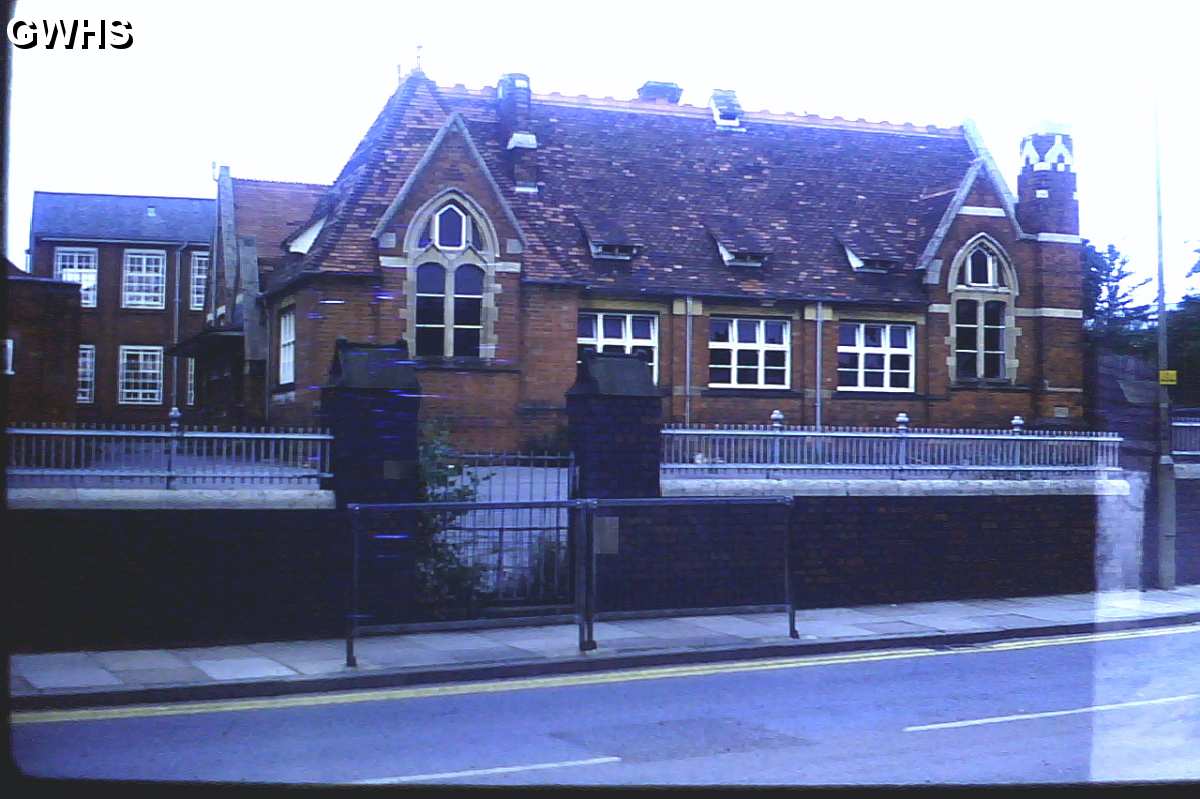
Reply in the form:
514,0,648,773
498,73,537,192
1016,124,1078,236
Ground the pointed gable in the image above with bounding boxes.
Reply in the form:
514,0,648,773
282,70,454,279
371,113,526,252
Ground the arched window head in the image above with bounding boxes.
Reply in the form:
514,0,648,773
436,205,466,250
959,242,1007,288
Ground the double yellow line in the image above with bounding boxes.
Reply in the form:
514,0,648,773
12,622,1199,726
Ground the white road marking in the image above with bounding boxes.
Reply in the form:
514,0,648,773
905,693,1200,732
352,756,622,784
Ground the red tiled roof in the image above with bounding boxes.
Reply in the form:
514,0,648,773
231,178,327,266
284,71,981,304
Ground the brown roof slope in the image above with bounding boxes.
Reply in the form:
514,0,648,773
287,72,979,304
231,178,328,267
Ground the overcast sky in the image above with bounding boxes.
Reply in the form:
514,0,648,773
6,0,1198,300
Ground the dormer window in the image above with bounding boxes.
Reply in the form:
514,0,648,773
717,240,768,267
842,245,891,273
590,242,640,261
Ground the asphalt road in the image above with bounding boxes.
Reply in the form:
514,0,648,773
11,623,1200,786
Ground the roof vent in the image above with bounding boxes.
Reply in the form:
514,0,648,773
578,214,643,262
590,243,640,261
709,89,744,129
636,81,682,105
146,206,157,217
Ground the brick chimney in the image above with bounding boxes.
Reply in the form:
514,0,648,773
498,72,537,192
1015,124,1078,235
636,81,682,104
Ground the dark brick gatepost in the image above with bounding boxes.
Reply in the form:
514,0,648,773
566,351,662,499
319,339,422,510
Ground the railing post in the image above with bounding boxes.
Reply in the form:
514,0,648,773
167,406,182,490
771,409,784,465
1011,415,1025,471
346,504,361,668
575,499,597,652
895,412,909,471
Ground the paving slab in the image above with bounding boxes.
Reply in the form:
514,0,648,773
603,619,724,639
248,641,346,661
683,615,786,638
93,650,189,671
964,613,1046,629
110,666,211,685
284,660,358,676
11,653,97,674
21,665,124,690
791,622,874,640
192,657,297,681
169,645,259,661
853,620,941,636
399,632,512,652
446,647,541,664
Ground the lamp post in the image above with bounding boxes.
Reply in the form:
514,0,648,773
1154,102,1176,590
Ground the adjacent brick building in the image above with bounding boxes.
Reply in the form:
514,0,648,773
25,192,215,424
168,71,1088,447
5,258,82,423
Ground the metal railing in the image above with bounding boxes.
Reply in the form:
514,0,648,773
7,415,333,488
345,494,794,663
663,413,1123,478
441,452,575,604
1174,418,1200,457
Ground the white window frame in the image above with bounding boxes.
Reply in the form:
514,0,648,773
434,205,467,251
77,345,95,403
190,252,209,311
279,307,296,385
122,249,167,309
117,345,164,405
4,339,14,375
576,312,659,383
836,322,916,392
53,247,99,307
954,299,1010,382
452,264,485,358
186,357,196,406
708,317,790,389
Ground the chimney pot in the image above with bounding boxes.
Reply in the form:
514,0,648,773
636,81,682,104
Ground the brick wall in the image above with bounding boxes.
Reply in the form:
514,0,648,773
1179,480,1200,585
5,276,81,423
30,241,208,424
592,495,1098,614
10,509,347,652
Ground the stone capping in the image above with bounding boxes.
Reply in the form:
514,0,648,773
1176,463,1200,480
7,489,337,510
661,478,1130,497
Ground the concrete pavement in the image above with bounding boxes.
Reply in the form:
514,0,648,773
11,585,1200,710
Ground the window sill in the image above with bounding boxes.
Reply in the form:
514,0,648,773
834,391,922,400
702,387,799,398
951,381,1028,392
414,358,521,374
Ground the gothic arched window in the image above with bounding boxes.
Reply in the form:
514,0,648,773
950,238,1017,383
406,196,496,359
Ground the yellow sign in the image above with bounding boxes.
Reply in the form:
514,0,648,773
1159,370,1178,386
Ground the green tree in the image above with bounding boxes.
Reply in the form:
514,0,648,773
410,421,487,618
1082,240,1152,353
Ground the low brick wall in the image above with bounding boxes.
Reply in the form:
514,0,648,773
595,505,790,612
1179,479,1200,585
595,495,1099,614
10,510,348,652
788,496,1097,608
